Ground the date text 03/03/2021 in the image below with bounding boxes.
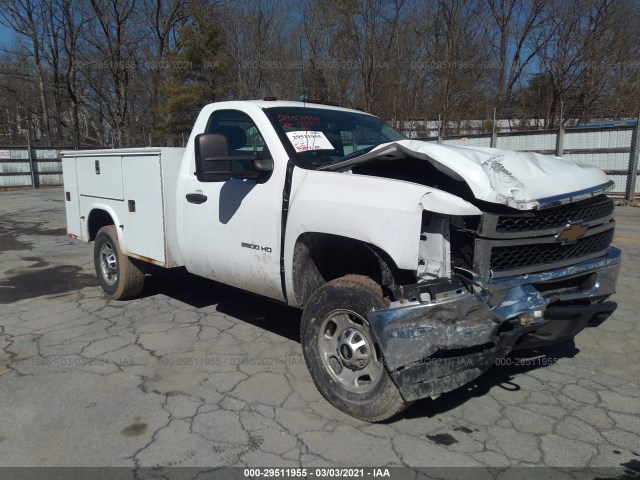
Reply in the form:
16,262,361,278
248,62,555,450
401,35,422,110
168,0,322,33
243,468,391,477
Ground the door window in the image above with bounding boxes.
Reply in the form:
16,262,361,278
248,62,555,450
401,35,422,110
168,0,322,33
206,110,271,155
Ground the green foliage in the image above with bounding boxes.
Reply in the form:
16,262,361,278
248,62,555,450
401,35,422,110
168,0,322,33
156,1,229,134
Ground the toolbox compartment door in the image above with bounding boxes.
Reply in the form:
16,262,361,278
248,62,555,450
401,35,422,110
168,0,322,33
121,154,166,264
61,156,82,238
77,154,124,200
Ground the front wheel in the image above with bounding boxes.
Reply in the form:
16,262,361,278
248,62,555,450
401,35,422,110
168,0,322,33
94,225,146,299
301,275,409,422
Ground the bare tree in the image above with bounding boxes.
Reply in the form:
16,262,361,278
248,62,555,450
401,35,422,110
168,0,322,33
0,0,51,140
221,0,291,99
85,0,138,146
301,0,351,104
432,0,489,132
0,0,639,147
486,0,550,113
538,0,630,126
59,0,90,147
139,0,187,141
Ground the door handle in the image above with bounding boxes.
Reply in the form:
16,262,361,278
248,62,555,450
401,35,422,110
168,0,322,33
186,193,208,204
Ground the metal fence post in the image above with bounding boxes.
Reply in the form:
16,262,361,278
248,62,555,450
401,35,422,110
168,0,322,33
625,112,640,201
491,107,497,148
555,102,564,157
26,128,36,188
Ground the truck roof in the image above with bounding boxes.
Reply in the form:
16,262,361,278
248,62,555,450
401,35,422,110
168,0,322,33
211,99,375,116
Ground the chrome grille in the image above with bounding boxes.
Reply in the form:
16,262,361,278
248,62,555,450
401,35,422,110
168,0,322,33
489,229,614,273
468,195,616,279
495,196,614,233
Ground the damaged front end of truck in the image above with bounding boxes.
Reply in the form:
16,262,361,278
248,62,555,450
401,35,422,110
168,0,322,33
334,141,621,403
368,240,620,402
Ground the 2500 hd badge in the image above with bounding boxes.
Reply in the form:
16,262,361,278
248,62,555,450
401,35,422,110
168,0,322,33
241,242,272,253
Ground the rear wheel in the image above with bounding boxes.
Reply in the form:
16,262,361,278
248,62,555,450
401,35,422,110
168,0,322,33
94,225,145,299
301,275,409,422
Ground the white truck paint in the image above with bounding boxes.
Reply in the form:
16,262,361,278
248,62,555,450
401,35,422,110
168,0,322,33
63,100,621,421
323,140,612,209
63,148,184,267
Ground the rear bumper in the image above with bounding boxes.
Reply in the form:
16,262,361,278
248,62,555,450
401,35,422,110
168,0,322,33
367,247,621,402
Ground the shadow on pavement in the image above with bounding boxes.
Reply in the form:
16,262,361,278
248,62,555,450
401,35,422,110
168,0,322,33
138,266,302,343
399,340,581,421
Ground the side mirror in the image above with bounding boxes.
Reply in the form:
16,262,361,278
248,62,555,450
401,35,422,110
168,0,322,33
194,133,273,182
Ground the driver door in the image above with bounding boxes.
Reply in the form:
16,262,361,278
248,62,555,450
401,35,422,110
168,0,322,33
179,109,284,301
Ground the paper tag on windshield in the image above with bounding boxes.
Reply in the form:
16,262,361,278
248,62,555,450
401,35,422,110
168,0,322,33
286,131,334,152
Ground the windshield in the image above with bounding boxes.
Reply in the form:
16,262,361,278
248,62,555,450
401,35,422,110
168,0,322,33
264,106,405,169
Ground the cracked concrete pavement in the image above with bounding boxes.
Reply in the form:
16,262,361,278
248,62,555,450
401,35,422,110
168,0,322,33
0,188,639,473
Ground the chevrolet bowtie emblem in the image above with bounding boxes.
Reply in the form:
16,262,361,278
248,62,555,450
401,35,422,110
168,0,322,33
556,222,588,244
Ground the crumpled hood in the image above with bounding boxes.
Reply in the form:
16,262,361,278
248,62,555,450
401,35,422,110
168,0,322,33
326,140,612,210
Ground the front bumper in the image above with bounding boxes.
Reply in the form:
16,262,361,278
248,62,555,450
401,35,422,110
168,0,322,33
367,247,621,402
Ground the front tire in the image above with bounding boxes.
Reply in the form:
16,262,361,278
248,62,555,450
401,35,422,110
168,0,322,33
301,275,409,422
94,225,146,299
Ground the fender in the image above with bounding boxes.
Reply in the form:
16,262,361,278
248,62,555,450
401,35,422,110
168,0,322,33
283,168,481,305
85,204,126,252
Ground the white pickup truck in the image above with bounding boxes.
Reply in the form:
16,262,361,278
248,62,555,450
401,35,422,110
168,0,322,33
62,99,620,421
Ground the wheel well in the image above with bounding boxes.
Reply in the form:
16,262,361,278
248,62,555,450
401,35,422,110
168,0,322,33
88,209,115,240
292,232,409,307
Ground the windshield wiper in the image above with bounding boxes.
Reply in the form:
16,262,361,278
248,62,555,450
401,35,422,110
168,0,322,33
342,145,378,161
318,141,404,171
319,145,378,169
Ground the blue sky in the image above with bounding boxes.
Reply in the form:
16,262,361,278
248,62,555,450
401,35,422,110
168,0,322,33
0,25,15,46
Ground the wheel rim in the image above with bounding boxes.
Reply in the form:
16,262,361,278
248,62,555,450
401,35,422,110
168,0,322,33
319,309,383,394
99,242,118,286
